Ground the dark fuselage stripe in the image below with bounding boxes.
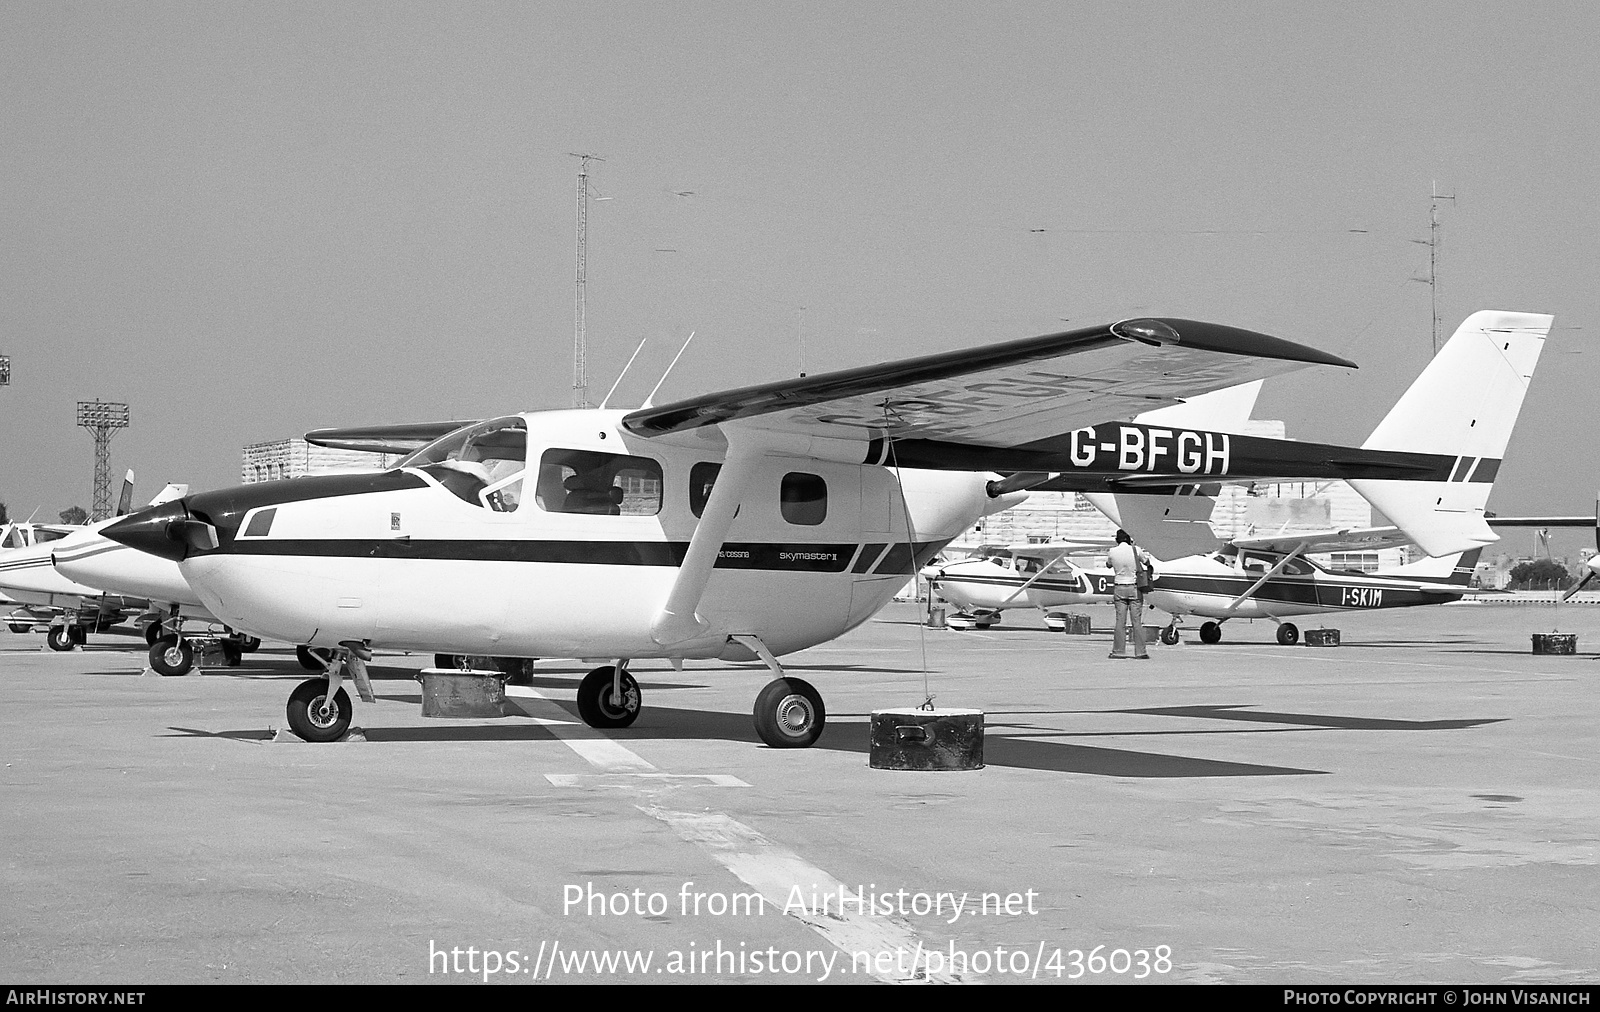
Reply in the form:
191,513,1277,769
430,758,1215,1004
206,539,927,574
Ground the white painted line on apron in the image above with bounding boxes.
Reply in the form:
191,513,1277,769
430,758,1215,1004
508,688,951,981
638,804,960,984
505,684,658,773
545,773,749,788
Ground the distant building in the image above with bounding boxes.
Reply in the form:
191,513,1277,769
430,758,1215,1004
241,438,398,483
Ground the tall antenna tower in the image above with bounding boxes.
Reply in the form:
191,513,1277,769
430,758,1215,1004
77,400,129,521
1425,181,1456,356
570,152,604,408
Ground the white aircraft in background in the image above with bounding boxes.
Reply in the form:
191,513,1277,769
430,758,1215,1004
49,488,270,674
922,540,1116,626
1107,311,1551,643
104,317,1480,745
0,480,264,668
2,521,87,638
0,475,142,648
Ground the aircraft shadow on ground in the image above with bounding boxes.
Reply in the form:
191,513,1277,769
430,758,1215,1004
151,693,1501,779
1111,703,1504,732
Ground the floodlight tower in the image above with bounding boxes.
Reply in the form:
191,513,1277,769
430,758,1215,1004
77,400,129,520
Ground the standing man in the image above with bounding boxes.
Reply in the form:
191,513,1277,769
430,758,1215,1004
1106,529,1151,659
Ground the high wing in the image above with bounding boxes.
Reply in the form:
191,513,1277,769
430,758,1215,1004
624,318,1347,445
1229,526,1416,555
621,318,1447,484
304,420,481,455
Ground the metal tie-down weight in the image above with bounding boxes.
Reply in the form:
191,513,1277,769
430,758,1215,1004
418,668,508,718
870,707,984,771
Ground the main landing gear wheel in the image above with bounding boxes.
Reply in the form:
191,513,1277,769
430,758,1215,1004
286,678,352,743
8,623,31,635
1199,622,1223,645
46,627,75,652
144,623,163,646
296,645,332,671
237,636,260,653
577,666,640,729
753,676,826,749
1160,625,1180,646
1276,623,1300,646
149,636,195,676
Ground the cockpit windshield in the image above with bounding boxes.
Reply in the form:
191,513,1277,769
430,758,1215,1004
396,416,528,511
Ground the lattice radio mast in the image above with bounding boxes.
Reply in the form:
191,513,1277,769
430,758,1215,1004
570,152,604,408
1426,181,1456,356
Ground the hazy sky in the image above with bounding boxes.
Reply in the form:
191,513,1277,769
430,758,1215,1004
2,2,1596,550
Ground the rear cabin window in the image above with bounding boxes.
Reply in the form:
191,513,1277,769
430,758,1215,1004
780,472,827,526
689,462,720,518
536,449,663,516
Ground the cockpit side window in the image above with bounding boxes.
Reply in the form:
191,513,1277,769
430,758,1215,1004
536,449,662,516
399,417,528,511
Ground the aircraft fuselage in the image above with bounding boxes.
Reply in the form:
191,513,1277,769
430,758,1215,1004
1145,550,1470,621
117,410,1006,661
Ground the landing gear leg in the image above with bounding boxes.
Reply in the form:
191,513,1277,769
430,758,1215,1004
576,661,640,728
733,633,827,749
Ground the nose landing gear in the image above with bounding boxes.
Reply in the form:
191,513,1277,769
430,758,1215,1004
284,642,375,742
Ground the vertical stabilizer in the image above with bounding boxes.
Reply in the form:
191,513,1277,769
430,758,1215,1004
1349,311,1550,557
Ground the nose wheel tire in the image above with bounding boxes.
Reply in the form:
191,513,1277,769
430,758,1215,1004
46,627,76,652
1276,623,1300,646
286,678,353,743
1159,625,1180,646
149,636,195,676
577,666,641,728
753,676,826,749
1199,622,1223,645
